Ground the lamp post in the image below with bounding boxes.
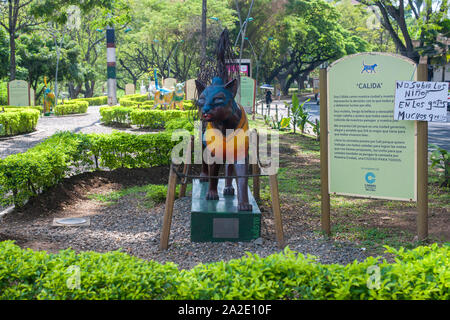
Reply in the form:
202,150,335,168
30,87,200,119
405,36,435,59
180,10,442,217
234,17,253,48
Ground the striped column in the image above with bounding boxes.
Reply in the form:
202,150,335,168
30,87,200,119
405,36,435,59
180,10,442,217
106,26,117,106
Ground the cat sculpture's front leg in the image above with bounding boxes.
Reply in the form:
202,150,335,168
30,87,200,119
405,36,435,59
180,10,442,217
235,162,252,211
206,163,220,200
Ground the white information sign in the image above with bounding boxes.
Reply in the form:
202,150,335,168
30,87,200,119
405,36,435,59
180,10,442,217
394,81,448,122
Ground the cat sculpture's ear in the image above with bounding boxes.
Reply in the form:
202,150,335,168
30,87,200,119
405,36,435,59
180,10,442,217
225,79,238,98
195,80,206,95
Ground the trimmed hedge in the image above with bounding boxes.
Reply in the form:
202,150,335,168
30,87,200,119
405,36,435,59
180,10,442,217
86,131,177,169
0,109,40,137
0,131,180,207
99,106,133,125
165,118,195,133
0,241,448,300
70,96,108,106
2,105,43,113
119,93,196,111
130,110,189,129
119,94,149,107
99,107,190,129
54,101,89,116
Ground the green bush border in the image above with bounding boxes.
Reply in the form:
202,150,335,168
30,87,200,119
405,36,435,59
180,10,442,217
0,131,180,207
99,107,191,129
0,241,448,300
54,101,89,116
0,109,40,137
2,105,43,113
70,96,108,106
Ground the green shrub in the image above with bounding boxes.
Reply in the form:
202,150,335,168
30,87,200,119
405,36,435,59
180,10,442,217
183,100,196,110
99,106,133,125
0,240,180,299
165,118,195,133
86,131,177,169
119,96,195,111
54,102,89,116
0,82,8,105
0,132,93,206
2,105,43,113
130,110,189,128
0,241,448,300
119,94,149,107
71,96,108,106
0,109,40,137
0,131,180,206
138,100,155,108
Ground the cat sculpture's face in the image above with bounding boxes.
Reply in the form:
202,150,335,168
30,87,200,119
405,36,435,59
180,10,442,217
196,77,238,122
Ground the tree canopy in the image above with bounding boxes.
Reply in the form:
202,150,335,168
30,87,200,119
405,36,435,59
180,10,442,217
0,0,447,101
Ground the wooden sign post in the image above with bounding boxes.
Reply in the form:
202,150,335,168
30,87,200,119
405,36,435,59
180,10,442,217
319,68,331,236
416,64,428,240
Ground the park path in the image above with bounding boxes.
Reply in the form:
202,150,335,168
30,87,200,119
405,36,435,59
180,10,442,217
0,106,114,159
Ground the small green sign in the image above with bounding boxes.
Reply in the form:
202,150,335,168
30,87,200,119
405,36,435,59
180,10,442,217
238,76,256,110
327,53,417,201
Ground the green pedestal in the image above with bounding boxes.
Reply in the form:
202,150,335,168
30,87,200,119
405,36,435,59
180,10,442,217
191,179,261,242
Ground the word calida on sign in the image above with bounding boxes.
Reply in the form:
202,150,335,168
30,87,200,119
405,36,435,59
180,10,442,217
356,82,383,89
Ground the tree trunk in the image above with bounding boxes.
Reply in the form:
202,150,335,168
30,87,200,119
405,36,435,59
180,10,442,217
201,0,207,61
68,82,82,99
298,73,307,91
9,32,16,80
84,81,95,98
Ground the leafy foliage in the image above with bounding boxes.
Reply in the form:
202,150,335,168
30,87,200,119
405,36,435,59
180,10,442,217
99,106,134,125
0,131,180,206
130,110,189,129
54,101,88,116
0,241,448,300
289,94,310,134
429,144,449,187
71,96,108,106
0,109,40,136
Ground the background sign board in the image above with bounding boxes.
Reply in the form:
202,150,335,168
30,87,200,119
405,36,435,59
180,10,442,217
327,53,417,201
237,76,256,113
164,78,177,89
394,81,448,122
8,80,30,106
125,83,136,95
185,79,196,100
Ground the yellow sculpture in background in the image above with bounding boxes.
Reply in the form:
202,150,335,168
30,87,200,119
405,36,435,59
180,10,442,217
171,82,185,110
43,77,55,114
